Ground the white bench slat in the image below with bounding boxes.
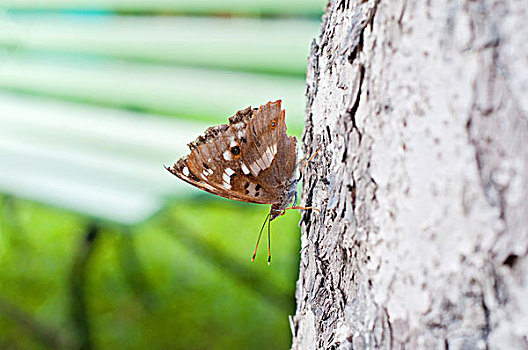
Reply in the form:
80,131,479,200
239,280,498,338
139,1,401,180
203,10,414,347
0,55,306,129
0,0,324,16
0,93,205,224
0,15,320,76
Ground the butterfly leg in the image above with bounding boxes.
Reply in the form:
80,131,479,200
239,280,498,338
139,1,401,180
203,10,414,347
298,147,321,174
288,167,321,214
285,206,321,214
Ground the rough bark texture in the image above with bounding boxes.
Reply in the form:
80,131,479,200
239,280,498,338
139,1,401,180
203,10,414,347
292,0,528,348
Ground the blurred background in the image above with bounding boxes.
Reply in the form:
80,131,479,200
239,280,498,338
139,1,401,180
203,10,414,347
0,1,324,349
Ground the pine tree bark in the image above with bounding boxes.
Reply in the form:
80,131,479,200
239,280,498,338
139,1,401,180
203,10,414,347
292,0,528,348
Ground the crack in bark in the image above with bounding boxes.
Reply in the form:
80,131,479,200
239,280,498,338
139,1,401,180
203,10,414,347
385,308,394,350
347,64,365,127
481,294,491,348
348,29,364,64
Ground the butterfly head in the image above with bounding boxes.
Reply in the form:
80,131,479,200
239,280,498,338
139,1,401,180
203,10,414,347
269,175,299,221
269,206,285,221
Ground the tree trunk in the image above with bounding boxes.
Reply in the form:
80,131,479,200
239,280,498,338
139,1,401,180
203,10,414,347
292,0,528,348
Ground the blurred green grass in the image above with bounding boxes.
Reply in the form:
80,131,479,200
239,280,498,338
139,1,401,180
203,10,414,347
0,196,302,349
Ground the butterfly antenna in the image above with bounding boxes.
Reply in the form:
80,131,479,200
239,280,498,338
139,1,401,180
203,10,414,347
267,216,272,266
251,213,270,262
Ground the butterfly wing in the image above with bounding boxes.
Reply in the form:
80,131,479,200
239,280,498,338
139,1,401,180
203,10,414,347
167,100,297,204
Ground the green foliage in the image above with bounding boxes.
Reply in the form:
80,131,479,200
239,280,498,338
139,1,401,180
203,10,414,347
0,196,301,349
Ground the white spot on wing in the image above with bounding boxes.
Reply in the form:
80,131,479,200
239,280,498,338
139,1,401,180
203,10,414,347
204,184,217,191
222,182,231,189
255,145,277,170
249,162,261,176
229,137,237,147
264,152,272,168
260,148,270,167
255,156,266,170
241,163,250,175
222,172,231,184
225,168,235,176
183,167,190,176
265,147,274,166
247,182,262,196
223,150,232,161
266,144,277,166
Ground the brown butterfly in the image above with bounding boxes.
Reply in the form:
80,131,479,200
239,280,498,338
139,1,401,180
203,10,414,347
166,100,315,264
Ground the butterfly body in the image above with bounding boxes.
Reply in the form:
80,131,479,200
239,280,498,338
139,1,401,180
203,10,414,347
167,100,299,219
270,177,299,220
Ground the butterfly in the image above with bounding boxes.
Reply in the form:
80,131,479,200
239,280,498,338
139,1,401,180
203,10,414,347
166,100,316,264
